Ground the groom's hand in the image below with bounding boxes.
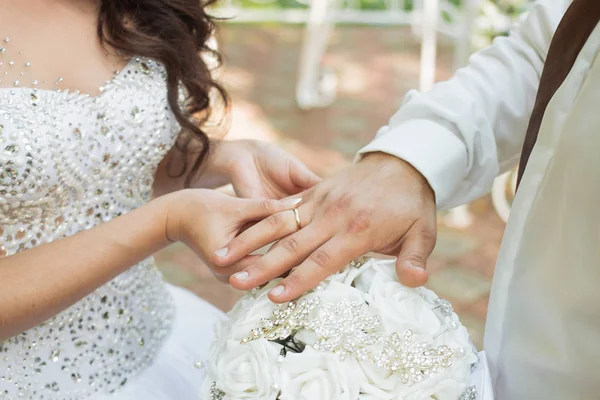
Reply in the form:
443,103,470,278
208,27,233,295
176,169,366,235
215,153,437,303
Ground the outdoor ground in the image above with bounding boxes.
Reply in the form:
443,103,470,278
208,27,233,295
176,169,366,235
155,24,507,349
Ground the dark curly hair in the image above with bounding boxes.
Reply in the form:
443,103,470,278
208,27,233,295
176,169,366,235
98,0,228,186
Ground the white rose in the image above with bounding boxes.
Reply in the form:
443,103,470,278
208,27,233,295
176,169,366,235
228,279,281,319
406,377,467,400
226,280,282,342
279,348,364,400
358,357,470,399
318,264,354,287
318,255,395,290
353,261,477,399
312,281,366,303
206,339,280,399
351,258,397,292
364,270,442,336
356,323,476,399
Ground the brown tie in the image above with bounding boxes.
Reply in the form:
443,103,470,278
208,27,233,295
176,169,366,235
516,0,600,189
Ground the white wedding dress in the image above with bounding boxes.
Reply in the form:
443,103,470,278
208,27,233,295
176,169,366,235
0,57,224,400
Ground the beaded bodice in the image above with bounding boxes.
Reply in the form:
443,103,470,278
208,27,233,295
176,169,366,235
0,58,179,399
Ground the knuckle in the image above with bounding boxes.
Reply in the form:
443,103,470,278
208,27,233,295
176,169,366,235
325,193,351,217
261,199,276,212
284,157,294,174
229,238,245,252
314,190,328,205
298,186,318,204
283,272,303,289
281,237,300,254
265,213,282,227
402,250,426,265
417,224,437,243
310,249,332,269
346,209,373,234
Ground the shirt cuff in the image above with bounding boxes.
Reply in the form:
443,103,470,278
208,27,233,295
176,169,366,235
356,119,468,208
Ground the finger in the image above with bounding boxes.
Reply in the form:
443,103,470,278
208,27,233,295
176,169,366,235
288,158,322,190
213,203,312,266
238,187,263,200
240,196,303,222
229,222,329,290
211,255,259,283
267,235,365,303
395,222,436,287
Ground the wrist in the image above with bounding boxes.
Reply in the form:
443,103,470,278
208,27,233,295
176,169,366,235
361,152,435,203
147,192,187,246
209,139,254,182
160,188,214,246
191,140,236,189
208,140,234,176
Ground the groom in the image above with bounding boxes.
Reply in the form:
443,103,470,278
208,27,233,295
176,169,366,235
218,0,600,398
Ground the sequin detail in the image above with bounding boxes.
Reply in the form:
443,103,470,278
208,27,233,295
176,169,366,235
0,37,126,92
209,382,225,400
0,58,178,399
242,296,458,387
460,385,478,400
308,300,381,358
370,329,455,384
433,298,454,316
241,298,321,344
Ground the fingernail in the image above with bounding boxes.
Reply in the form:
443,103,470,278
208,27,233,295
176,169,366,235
233,271,249,281
215,248,228,258
281,198,302,208
270,285,285,296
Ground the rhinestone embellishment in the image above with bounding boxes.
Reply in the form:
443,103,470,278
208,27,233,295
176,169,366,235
0,57,180,399
242,298,320,343
349,256,368,268
460,385,478,400
0,36,129,91
433,298,454,316
308,299,380,358
242,296,458,386
209,382,225,400
370,329,455,384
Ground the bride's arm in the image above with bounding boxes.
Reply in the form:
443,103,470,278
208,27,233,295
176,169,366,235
0,196,170,341
0,190,295,341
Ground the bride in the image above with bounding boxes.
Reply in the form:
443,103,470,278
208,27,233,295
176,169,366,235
0,1,320,399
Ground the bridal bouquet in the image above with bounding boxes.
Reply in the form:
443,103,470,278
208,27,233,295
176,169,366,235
200,257,481,400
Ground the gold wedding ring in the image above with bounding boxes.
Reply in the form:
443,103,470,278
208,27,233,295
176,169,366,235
293,207,302,230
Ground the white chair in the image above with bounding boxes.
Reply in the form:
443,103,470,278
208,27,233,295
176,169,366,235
220,0,523,225
295,0,340,109
296,0,482,111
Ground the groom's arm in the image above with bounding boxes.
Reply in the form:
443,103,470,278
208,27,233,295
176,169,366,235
358,0,568,210
222,0,573,301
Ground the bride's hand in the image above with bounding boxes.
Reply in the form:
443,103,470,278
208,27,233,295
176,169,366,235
213,153,436,301
164,189,301,280
212,140,321,199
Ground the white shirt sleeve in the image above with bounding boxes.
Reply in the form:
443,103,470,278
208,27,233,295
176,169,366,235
357,0,570,209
